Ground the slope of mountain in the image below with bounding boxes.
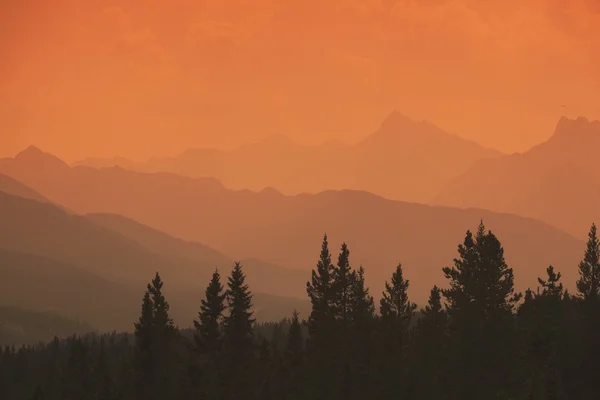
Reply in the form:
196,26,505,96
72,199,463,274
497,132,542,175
432,116,600,238
72,111,502,203
0,248,138,331
0,190,188,286
86,212,308,299
0,305,94,347
0,174,50,203
0,151,586,305
0,248,309,332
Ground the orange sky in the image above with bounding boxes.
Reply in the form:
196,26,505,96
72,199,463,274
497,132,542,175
1,0,599,162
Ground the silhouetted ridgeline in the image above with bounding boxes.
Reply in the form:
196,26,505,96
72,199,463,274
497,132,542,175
2,222,600,399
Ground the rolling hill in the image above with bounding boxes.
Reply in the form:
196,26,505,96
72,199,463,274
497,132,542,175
73,111,502,203
432,116,600,238
0,150,587,304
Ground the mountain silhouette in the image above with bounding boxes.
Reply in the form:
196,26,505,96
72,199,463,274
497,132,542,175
86,212,308,299
0,152,585,305
72,111,502,202
0,189,310,327
0,247,309,332
432,116,600,238
0,173,49,203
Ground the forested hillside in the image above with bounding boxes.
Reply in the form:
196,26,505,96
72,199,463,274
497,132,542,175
2,222,600,399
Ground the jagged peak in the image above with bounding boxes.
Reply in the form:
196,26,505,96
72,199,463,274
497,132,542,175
552,116,600,140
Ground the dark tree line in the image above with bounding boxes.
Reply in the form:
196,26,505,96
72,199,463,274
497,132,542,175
2,222,600,399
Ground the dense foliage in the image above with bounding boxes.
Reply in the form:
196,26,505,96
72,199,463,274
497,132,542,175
2,222,600,399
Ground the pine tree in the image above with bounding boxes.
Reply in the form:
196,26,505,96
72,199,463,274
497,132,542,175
378,263,416,398
194,268,226,354
305,234,338,399
190,268,227,398
332,242,353,325
538,266,564,299
347,266,376,397
442,221,522,399
380,263,417,328
306,234,334,348
414,286,448,400
222,262,255,399
133,273,178,400
575,223,600,395
133,289,154,400
576,223,600,301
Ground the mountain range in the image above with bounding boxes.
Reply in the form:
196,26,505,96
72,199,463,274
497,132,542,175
0,182,310,331
73,111,503,203
432,116,600,238
0,150,587,307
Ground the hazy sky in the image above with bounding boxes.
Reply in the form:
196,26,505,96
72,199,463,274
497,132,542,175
1,0,599,162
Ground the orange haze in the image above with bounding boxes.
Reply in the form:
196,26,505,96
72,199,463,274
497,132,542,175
1,0,599,162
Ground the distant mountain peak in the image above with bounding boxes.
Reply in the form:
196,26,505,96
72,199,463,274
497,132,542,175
17,145,44,157
380,110,415,130
552,116,600,141
15,146,69,169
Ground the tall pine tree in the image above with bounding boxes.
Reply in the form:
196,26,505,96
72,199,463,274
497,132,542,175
133,273,178,400
378,263,416,398
442,221,522,400
575,223,600,396
222,262,255,399
414,286,448,400
306,234,334,349
194,268,227,354
191,268,227,398
576,223,600,301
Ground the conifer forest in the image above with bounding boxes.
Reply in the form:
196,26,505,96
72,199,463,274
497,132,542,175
2,222,600,400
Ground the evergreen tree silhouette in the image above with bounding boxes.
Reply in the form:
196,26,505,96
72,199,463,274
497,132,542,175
190,268,227,398
378,263,416,398
194,268,226,354
538,266,564,298
222,262,255,399
332,242,353,325
306,233,334,349
413,286,448,400
442,221,522,400
576,223,600,300
575,223,600,396
305,234,337,398
133,272,178,400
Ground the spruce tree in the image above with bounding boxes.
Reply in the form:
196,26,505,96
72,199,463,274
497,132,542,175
576,223,600,301
538,266,564,298
306,233,334,348
133,273,178,400
133,291,154,400
347,266,376,397
332,242,353,325
305,234,338,398
378,263,416,398
575,223,600,395
194,268,226,354
191,268,227,398
414,286,448,400
442,221,522,399
222,262,255,399
380,263,417,327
